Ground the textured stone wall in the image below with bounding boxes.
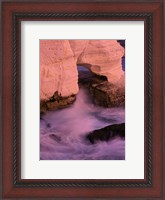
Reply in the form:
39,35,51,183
40,40,124,102
70,40,124,84
40,40,78,100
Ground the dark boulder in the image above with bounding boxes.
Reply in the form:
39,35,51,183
89,80,125,107
79,73,125,107
86,123,125,144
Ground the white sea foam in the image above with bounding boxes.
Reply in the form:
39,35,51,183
40,87,125,160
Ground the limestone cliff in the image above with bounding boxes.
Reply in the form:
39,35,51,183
40,40,78,100
40,40,125,111
71,40,124,84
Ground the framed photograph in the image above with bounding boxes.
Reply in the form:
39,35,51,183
1,1,164,199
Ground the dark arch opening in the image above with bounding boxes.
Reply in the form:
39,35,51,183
77,65,107,86
77,65,94,84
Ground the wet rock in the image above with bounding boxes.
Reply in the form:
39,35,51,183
40,92,76,113
79,74,125,107
89,80,125,107
86,123,125,144
46,92,76,110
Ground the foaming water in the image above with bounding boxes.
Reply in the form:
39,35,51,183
40,86,125,160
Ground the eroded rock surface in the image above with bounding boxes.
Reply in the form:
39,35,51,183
40,93,76,113
89,78,125,107
40,40,78,100
76,40,124,84
78,70,125,107
86,123,125,144
40,40,125,111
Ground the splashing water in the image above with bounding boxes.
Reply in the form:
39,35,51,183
40,86,125,160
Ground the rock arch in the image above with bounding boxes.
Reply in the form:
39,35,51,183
40,40,124,103
70,40,124,83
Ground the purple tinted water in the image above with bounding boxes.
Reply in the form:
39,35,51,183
40,86,125,160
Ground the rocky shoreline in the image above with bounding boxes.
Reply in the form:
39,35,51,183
41,67,125,113
40,78,125,113
40,40,125,104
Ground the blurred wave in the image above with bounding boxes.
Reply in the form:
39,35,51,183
40,87,125,160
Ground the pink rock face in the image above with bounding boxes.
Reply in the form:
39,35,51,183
40,40,124,101
40,40,78,100
74,40,124,84
69,40,89,61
